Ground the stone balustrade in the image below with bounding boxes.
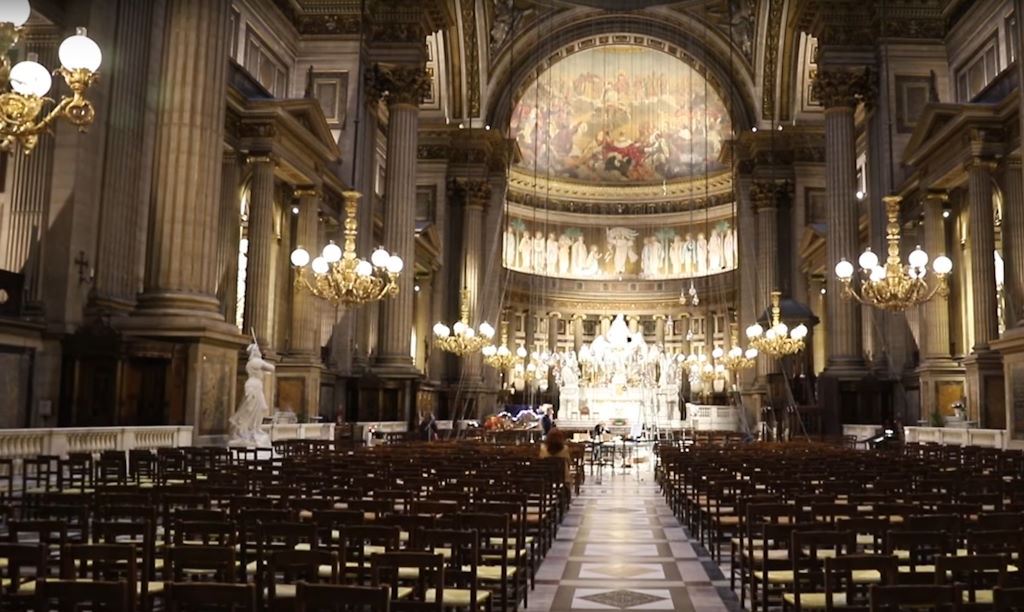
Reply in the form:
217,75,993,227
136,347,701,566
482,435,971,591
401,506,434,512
257,422,335,441
0,426,193,459
903,426,1007,449
842,424,882,443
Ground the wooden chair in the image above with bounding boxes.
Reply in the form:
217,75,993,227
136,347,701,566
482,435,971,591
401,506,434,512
164,582,256,612
33,578,131,611
935,553,1009,610
60,543,145,610
164,544,237,583
868,583,961,611
784,530,857,611
372,551,445,612
416,528,488,612
994,586,1024,611
0,542,46,605
338,525,401,586
265,550,338,610
294,582,390,612
822,554,899,612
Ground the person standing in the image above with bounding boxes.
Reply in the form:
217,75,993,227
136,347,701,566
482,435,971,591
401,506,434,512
541,407,555,436
418,412,439,441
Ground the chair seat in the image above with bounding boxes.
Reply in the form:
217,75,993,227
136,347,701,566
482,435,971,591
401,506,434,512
267,584,297,599
0,579,35,595
717,515,740,526
782,592,847,608
427,588,490,606
470,564,518,581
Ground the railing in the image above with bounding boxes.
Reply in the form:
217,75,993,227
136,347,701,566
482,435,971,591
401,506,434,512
903,426,1007,449
258,422,335,442
0,426,193,459
842,424,882,445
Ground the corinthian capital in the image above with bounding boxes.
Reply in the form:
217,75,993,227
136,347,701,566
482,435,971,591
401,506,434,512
452,177,492,208
365,63,430,107
811,68,875,109
750,180,789,211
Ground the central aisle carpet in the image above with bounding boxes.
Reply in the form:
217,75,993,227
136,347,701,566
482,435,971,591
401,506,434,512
529,468,739,611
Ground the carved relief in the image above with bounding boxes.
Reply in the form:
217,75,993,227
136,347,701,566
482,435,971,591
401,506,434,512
365,63,431,107
461,0,481,116
762,0,784,116
810,68,874,109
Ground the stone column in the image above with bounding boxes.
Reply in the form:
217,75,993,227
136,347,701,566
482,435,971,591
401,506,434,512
752,180,780,378
459,179,489,385
920,192,953,361
414,273,433,373
967,160,999,351
813,68,871,374
216,153,242,325
290,189,321,356
1001,158,1024,327
91,0,157,312
548,312,560,352
964,159,1004,427
524,310,536,354
572,314,584,353
654,315,666,345
240,154,276,352
627,315,640,335
600,315,611,337
139,0,230,318
372,64,430,370
2,30,57,307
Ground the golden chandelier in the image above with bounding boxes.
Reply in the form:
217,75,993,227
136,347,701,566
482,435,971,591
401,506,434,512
433,289,494,356
482,320,518,370
290,192,402,307
717,324,758,372
835,195,952,312
0,1,102,153
746,291,808,356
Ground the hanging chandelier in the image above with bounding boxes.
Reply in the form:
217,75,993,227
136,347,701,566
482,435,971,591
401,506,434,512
0,1,102,153
482,320,518,370
433,289,494,356
290,192,403,307
717,324,758,372
835,195,952,312
746,291,808,356
578,314,657,387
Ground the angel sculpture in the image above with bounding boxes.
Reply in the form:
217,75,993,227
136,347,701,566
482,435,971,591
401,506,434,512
228,339,275,447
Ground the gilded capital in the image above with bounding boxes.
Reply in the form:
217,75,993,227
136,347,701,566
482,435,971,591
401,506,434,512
453,177,491,208
750,180,787,211
365,63,430,107
294,187,320,200
245,153,274,166
811,68,875,109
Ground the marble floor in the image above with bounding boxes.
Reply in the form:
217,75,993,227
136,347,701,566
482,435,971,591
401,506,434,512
528,467,739,611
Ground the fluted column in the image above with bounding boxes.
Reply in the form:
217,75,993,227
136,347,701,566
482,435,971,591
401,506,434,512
371,64,430,369
290,189,321,356
1002,159,1024,328
813,68,871,372
920,191,952,360
753,180,780,377
216,153,242,324
548,312,560,352
139,0,230,317
967,159,999,351
2,29,57,306
241,154,276,351
572,314,584,352
91,2,157,312
460,179,489,384
654,315,666,345
524,310,536,354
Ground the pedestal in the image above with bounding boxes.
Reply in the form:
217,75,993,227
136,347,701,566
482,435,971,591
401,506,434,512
274,359,323,423
993,329,1024,445
916,359,965,423
964,350,1005,429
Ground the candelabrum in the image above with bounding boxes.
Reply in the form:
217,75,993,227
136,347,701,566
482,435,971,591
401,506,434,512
0,1,102,153
835,195,952,312
290,192,402,307
717,324,758,375
433,289,494,356
482,320,518,371
746,291,808,356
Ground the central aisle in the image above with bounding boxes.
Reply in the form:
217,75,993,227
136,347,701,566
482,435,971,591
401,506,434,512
528,468,740,611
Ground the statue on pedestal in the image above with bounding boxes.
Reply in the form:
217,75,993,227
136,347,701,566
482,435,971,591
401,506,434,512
229,340,275,447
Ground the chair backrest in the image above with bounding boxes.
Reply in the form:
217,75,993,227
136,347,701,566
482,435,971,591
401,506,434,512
165,581,256,612
34,578,131,611
372,551,444,612
165,545,237,582
935,553,1008,605
994,586,1024,611
868,584,960,611
339,525,401,585
0,543,45,596
294,582,390,612
825,554,898,612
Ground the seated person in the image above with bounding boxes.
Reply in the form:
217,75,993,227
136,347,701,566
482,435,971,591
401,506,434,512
592,421,608,439
539,429,572,485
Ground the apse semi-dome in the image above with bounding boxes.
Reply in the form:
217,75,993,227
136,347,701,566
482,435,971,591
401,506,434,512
509,44,730,186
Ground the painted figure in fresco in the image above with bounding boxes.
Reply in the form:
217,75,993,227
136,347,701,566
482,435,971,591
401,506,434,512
669,235,684,276
696,232,708,275
558,235,572,276
533,231,545,272
229,341,275,447
723,225,736,269
641,236,664,277
582,245,601,276
606,226,639,275
683,233,696,275
709,227,723,271
546,232,559,275
504,226,518,268
571,235,587,275
518,231,533,270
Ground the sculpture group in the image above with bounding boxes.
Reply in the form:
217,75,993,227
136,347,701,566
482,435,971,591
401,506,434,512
228,340,275,447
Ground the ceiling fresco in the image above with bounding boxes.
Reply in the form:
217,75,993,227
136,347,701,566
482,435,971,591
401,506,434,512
509,44,730,186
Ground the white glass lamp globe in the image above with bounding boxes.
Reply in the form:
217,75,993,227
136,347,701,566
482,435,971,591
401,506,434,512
870,265,886,282
0,0,31,27
792,324,808,340
765,329,777,340
321,242,342,263
858,248,879,271
908,246,929,268
479,322,495,338
386,255,403,273
311,257,329,274
746,323,763,338
482,345,496,357
290,248,310,267
712,346,724,359
729,346,742,358
526,363,536,372
370,248,390,267
59,28,102,72
433,323,450,337
516,346,527,358
835,259,854,280
775,323,788,336
355,260,372,276
933,255,953,275
497,345,510,356
453,321,467,335
464,327,475,338
745,348,758,359
10,60,51,97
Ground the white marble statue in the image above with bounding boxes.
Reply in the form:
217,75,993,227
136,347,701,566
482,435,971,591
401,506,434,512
229,342,275,447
